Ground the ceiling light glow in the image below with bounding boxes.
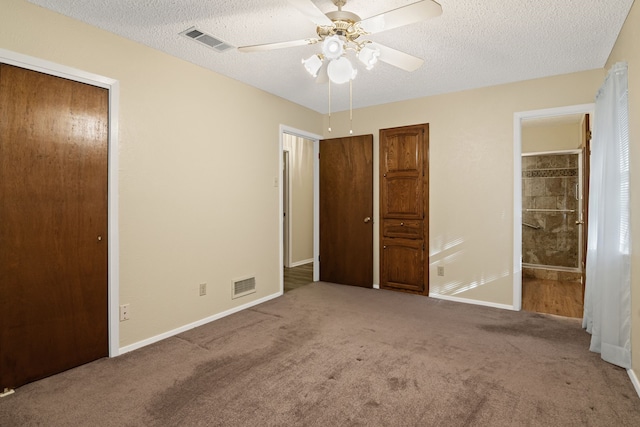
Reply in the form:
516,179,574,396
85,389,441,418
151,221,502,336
358,45,380,70
327,57,357,84
322,35,344,60
302,54,323,77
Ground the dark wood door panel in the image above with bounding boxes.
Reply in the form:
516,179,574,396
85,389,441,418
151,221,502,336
382,219,423,239
581,114,590,297
320,135,373,288
381,174,423,218
0,64,108,389
381,238,424,292
381,129,423,173
379,123,429,296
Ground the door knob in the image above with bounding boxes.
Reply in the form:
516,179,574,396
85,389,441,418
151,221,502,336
97,235,103,241
364,217,371,223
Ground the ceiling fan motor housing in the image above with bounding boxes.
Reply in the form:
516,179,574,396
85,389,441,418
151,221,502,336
319,11,363,42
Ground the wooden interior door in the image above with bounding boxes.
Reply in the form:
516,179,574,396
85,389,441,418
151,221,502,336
319,135,373,287
0,64,109,390
581,114,591,295
380,124,429,295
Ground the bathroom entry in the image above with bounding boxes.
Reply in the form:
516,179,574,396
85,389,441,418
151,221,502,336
520,114,590,318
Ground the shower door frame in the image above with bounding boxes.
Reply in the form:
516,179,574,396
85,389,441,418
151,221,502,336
521,149,583,273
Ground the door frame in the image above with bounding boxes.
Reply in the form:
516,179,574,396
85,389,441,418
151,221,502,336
0,48,121,357
513,103,594,310
278,125,322,293
283,150,290,268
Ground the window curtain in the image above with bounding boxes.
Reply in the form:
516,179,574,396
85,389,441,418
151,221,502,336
582,62,631,369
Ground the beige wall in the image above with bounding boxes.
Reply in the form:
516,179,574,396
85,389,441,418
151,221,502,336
324,70,603,306
282,134,314,265
606,0,640,377
522,121,582,153
1,0,322,347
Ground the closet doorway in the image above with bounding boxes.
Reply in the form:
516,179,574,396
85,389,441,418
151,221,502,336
0,63,109,390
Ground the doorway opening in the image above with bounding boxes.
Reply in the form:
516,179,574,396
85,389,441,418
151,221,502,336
521,149,583,317
279,126,321,293
513,104,594,316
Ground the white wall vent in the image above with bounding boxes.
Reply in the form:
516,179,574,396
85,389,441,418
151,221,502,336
232,276,256,299
180,27,234,52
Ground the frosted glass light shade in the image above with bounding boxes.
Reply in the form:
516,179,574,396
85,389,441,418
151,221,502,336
302,54,323,77
327,57,357,84
358,46,380,70
322,35,344,60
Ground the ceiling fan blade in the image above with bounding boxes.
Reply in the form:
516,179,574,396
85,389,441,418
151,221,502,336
369,43,424,72
288,0,333,26
358,0,442,34
238,38,318,53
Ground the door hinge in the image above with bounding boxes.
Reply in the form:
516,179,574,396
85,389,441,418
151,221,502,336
422,243,425,251
586,130,592,141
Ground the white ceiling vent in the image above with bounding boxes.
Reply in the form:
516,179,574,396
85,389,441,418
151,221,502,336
180,27,234,52
232,276,256,299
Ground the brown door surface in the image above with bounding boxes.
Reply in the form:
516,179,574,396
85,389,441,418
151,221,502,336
380,124,429,295
581,114,591,295
319,135,373,287
0,64,109,389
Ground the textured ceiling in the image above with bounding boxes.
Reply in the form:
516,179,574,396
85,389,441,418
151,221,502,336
28,0,634,114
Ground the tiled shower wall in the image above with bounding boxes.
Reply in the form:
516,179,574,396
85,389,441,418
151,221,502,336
522,153,579,269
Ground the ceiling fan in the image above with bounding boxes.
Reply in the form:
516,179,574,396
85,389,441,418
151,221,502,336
237,0,442,84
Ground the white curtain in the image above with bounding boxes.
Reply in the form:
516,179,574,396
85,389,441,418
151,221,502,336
582,62,631,368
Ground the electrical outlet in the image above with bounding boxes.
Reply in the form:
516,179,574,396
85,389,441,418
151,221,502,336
437,266,445,277
119,304,130,321
199,283,207,296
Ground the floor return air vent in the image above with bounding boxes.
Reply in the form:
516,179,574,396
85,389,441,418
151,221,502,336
232,276,256,299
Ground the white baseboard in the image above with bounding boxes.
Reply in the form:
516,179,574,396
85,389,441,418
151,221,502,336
428,292,516,311
119,291,282,355
373,283,380,289
289,258,314,268
628,369,640,399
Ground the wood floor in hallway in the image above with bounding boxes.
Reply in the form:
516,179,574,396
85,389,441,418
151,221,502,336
284,263,313,293
522,277,583,318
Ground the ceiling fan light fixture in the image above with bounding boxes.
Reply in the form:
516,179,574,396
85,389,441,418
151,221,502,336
358,45,380,70
302,54,323,77
327,57,357,84
322,35,345,60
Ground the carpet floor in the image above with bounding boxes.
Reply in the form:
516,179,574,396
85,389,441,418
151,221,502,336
1,282,639,426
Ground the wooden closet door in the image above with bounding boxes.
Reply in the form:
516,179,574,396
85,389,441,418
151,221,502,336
0,64,109,389
380,124,429,294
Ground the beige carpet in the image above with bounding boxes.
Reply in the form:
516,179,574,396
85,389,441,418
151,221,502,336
1,282,639,426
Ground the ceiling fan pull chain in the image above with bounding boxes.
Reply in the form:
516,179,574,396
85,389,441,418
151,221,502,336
328,81,332,132
349,79,353,135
